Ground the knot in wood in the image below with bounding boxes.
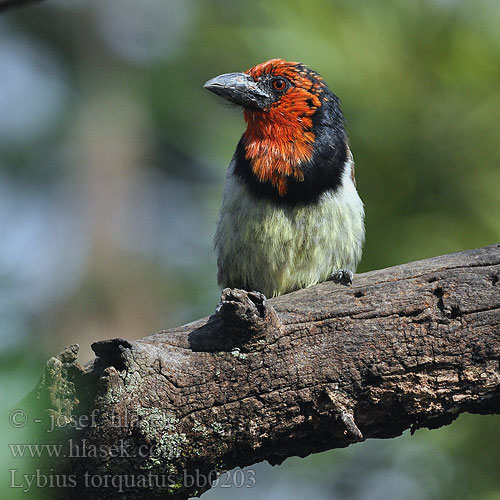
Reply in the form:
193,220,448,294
216,288,282,336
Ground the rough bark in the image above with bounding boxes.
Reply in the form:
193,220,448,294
24,245,500,499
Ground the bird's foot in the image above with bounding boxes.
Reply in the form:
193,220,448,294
329,269,354,286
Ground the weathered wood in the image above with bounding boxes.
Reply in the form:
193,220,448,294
28,245,500,499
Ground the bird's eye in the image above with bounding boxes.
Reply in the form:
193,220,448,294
272,78,287,91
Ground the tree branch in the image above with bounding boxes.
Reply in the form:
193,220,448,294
25,245,500,499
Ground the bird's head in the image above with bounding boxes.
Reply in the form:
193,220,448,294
204,59,349,203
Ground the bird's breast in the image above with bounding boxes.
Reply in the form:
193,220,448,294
215,159,364,297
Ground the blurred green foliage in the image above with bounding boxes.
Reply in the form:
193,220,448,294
0,0,499,499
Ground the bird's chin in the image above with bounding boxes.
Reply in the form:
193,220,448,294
242,103,266,112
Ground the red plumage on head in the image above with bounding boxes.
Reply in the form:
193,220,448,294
243,59,326,196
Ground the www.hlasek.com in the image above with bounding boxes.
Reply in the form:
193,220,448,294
9,469,257,493
9,439,165,459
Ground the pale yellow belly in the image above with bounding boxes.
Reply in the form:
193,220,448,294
215,164,364,297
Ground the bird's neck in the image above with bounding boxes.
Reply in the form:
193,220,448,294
243,108,316,197
234,103,348,206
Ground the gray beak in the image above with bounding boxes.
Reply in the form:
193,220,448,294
204,72,271,110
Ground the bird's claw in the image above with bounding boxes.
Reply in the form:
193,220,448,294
329,269,354,286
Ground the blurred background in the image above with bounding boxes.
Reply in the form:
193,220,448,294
1,0,499,498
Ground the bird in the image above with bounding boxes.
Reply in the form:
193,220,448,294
204,58,364,298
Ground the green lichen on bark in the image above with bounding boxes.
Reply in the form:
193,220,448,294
27,344,82,428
